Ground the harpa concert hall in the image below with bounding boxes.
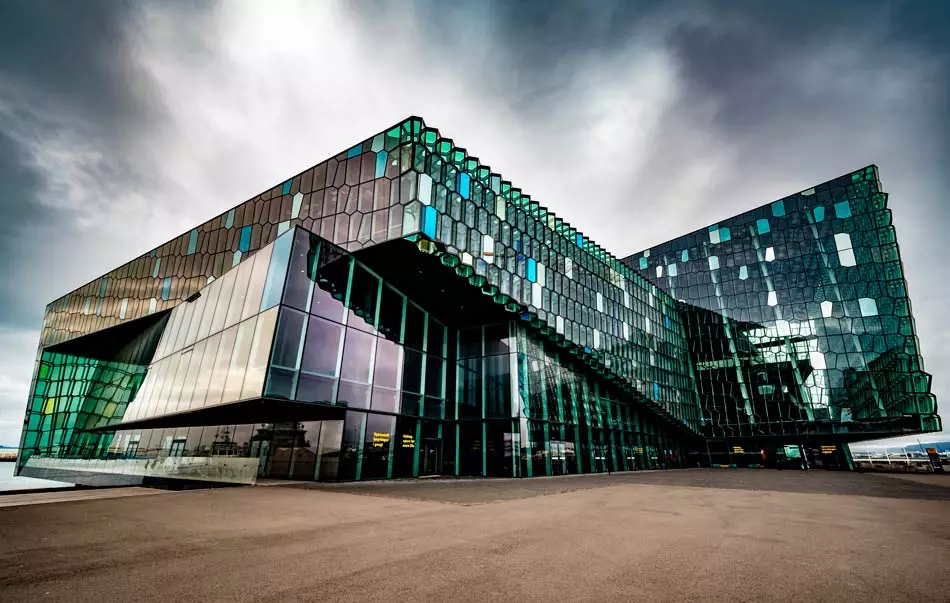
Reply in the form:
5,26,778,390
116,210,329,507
17,117,940,486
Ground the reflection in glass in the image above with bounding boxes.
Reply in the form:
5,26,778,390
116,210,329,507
301,316,342,376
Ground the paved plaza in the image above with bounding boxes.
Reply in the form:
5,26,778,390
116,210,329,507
0,470,947,602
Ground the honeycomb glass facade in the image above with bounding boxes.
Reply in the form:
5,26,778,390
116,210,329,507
17,117,938,485
625,165,940,468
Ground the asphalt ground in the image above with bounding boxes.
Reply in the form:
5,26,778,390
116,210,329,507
0,469,947,602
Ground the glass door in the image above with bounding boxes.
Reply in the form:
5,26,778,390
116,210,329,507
421,438,442,476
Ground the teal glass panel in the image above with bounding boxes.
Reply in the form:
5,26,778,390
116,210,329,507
160,277,172,301
239,226,252,252
835,201,852,218
422,205,438,239
527,258,537,282
458,172,471,199
187,229,198,255
756,218,770,234
772,200,785,217
814,206,825,222
282,180,292,195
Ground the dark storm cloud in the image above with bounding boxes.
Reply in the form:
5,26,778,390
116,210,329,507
0,1,215,327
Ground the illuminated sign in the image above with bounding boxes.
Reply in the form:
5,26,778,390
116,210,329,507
732,447,744,454
401,434,415,449
372,432,391,448
820,445,837,455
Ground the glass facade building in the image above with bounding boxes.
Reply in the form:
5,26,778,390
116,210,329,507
624,165,940,468
17,117,939,485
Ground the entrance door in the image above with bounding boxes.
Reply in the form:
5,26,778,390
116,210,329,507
421,439,442,476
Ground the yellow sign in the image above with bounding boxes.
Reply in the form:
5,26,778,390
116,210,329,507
820,445,836,454
732,447,744,454
372,432,391,448
401,434,415,449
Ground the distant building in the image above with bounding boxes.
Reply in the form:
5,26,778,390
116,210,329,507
16,117,940,486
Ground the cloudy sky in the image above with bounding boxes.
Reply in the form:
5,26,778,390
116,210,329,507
1,0,948,447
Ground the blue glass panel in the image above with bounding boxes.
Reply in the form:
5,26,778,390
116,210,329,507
653,382,660,400
375,151,387,178
527,258,537,282
186,229,198,255
261,229,295,311
756,218,770,234
664,315,670,329
160,277,172,301
281,180,292,195
576,234,584,248
772,200,785,217
423,205,438,238
639,257,648,269
458,172,471,199
835,201,852,218
347,144,362,158
814,206,825,222
239,225,252,252
681,250,689,262
719,227,731,242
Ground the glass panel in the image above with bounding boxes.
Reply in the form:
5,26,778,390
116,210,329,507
205,325,237,407
297,373,335,404
164,349,192,415
404,303,424,350
225,259,254,329
183,293,208,349
196,277,223,342
301,315,343,377
362,414,395,480
271,307,307,370
311,246,350,323
340,328,375,384
222,317,256,403
242,306,278,400
209,268,237,335
373,338,402,390
278,229,314,311
338,411,364,480
377,285,404,341
262,229,297,311
172,301,196,354
178,339,207,412
242,243,273,320
190,332,220,409
402,349,423,393
347,264,379,333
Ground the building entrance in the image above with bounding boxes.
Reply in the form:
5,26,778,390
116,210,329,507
421,438,442,476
